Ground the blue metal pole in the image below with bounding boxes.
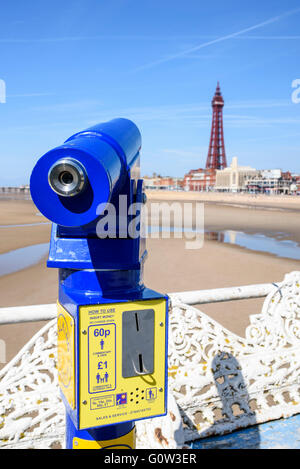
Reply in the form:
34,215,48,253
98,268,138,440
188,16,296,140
59,266,145,449
66,413,135,449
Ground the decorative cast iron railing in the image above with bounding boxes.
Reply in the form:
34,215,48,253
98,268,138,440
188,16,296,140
0,272,299,448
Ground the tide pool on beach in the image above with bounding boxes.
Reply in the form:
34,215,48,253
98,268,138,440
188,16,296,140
207,230,300,261
0,243,49,277
148,226,300,261
1,227,300,280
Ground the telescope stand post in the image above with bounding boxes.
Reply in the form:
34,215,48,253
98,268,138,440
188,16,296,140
66,413,136,449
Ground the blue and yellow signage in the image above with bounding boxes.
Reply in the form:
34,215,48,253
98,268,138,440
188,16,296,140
79,298,167,430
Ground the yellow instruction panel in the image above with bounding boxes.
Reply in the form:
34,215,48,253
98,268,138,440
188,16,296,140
79,298,167,430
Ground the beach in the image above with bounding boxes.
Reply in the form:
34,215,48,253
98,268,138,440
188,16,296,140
0,192,300,368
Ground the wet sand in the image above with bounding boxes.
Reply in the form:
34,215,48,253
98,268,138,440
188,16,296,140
0,194,300,369
146,190,300,212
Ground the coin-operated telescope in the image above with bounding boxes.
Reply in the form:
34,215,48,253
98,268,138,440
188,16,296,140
30,118,168,449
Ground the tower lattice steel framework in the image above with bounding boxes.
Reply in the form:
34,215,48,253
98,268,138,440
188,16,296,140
206,82,227,170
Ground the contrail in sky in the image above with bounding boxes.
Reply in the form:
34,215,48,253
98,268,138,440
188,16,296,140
134,7,300,71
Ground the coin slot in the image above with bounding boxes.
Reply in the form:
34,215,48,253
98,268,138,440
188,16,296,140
138,354,143,373
122,309,155,378
135,313,140,331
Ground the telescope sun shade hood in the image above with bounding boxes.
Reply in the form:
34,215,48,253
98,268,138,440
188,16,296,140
30,118,142,227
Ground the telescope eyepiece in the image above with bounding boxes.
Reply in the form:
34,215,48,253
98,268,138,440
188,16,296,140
48,158,87,197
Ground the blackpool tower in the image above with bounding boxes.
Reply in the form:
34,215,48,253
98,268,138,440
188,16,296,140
205,82,227,170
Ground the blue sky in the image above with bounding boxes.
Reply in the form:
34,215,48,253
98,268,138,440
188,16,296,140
0,0,300,185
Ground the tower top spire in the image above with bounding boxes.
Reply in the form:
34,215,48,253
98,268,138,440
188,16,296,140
212,81,224,106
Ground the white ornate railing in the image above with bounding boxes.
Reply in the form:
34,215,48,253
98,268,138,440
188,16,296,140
169,272,300,442
0,320,183,449
1,272,300,449
0,304,57,325
169,282,281,305
0,280,280,325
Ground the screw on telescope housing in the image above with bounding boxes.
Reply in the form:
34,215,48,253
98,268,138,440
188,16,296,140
48,158,87,197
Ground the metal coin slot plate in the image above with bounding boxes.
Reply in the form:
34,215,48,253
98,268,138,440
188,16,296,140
122,309,154,378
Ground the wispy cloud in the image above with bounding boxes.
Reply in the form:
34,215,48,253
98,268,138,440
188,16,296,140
226,99,291,110
7,98,296,132
7,92,55,98
0,35,214,44
2,34,299,44
32,99,103,113
133,7,300,71
0,33,298,46
161,147,207,159
176,53,225,60
233,35,300,40
85,99,293,123
223,115,300,128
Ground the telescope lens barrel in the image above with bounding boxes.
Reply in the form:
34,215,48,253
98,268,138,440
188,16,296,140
48,158,87,197
30,118,141,226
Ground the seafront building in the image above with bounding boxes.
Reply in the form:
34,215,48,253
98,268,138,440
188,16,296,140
0,185,30,194
214,159,295,194
142,162,298,194
183,168,216,191
215,157,259,192
143,175,184,191
245,170,293,195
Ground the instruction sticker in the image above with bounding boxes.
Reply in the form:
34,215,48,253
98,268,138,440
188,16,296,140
79,298,167,430
90,395,115,410
88,323,116,393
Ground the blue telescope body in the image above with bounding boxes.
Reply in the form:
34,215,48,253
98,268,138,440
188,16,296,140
30,118,141,227
30,118,145,271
